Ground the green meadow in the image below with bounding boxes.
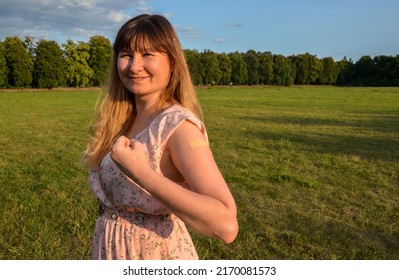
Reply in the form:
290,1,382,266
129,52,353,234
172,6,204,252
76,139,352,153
0,86,398,259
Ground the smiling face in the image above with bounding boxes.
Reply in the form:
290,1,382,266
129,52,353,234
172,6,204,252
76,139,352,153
111,15,183,108
117,49,171,98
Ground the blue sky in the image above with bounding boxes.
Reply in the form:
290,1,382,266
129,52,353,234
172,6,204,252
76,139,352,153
0,0,398,61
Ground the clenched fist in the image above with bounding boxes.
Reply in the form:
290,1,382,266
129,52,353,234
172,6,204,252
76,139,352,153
110,135,153,184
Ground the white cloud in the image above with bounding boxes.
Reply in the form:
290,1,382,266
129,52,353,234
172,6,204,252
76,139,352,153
161,13,172,19
77,0,96,10
215,38,225,43
71,28,91,36
106,10,129,23
228,22,245,28
175,25,202,39
0,0,152,43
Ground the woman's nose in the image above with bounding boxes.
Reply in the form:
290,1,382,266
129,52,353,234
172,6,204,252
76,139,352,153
130,54,143,72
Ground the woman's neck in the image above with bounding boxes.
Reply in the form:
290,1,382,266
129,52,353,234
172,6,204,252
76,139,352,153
127,95,172,138
134,93,159,116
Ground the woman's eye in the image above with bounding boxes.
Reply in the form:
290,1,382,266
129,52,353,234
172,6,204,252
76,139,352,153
119,53,131,58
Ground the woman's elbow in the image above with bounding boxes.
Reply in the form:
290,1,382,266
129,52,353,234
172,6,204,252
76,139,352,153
218,219,239,244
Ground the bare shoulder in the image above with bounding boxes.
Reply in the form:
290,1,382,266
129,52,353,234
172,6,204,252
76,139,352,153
168,120,208,151
166,119,215,180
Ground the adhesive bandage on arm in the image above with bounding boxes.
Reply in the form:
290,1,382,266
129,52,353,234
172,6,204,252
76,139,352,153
189,139,208,148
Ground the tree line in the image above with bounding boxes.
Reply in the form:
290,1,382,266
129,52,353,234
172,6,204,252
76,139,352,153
0,35,398,89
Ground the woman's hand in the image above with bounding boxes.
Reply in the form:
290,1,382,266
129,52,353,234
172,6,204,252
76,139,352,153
110,135,153,183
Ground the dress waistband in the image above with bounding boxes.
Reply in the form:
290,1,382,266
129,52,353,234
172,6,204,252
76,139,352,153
100,207,170,225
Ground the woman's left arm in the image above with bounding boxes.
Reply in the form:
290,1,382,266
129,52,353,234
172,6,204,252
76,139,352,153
111,121,238,244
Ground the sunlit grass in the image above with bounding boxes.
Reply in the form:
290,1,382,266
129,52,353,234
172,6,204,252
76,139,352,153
0,86,398,259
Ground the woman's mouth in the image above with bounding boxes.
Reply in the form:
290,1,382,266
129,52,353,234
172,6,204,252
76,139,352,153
130,76,149,82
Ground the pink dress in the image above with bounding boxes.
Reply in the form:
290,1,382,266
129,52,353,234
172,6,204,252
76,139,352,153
88,105,206,260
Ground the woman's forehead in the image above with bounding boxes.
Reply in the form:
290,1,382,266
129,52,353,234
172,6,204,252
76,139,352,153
122,38,163,53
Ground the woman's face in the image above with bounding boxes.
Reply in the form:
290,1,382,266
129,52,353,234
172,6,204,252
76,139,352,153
117,48,171,98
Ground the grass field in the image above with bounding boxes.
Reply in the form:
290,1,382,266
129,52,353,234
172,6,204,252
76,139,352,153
0,86,398,260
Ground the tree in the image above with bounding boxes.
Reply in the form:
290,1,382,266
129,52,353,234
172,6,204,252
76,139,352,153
88,35,112,86
353,55,375,86
0,41,8,87
391,55,399,86
24,36,36,58
372,55,399,86
244,50,259,85
63,39,93,87
318,57,338,85
217,53,232,85
199,49,221,85
4,36,33,87
228,52,247,85
309,54,323,84
184,49,202,85
258,51,274,85
336,57,354,85
290,54,304,84
290,53,322,85
33,39,66,88
272,54,294,86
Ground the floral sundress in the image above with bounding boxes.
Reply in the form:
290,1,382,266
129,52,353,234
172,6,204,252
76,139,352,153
88,105,207,260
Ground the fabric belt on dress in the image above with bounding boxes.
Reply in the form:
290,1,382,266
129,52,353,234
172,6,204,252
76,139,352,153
100,206,170,225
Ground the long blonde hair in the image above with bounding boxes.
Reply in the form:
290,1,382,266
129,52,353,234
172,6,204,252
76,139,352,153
82,14,202,169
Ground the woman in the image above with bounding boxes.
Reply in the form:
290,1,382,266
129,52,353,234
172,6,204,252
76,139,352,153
82,14,238,260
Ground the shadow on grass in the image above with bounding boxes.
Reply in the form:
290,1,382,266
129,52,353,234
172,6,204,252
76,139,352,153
285,210,399,259
245,114,399,133
241,115,399,162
